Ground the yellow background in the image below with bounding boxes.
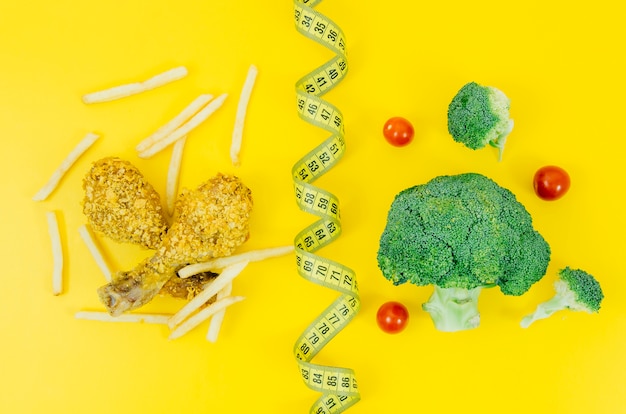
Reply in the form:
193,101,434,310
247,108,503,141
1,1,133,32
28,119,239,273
1,1,625,413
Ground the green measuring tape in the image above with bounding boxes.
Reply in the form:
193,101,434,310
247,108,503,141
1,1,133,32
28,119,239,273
292,1,360,412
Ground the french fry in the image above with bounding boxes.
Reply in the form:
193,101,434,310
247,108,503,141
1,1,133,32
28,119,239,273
33,132,99,201
78,224,113,282
135,94,213,152
142,66,187,89
230,64,258,166
165,136,187,216
75,311,172,324
178,245,293,278
46,211,63,295
206,282,233,342
168,261,248,329
82,66,188,104
138,93,228,159
169,296,245,340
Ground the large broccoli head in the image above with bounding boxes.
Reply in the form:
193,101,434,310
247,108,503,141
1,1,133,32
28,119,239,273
447,82,514,161
377,173,551,331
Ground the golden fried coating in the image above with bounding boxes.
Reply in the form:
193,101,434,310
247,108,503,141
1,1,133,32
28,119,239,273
97,173,253,316
83,157,168,250
159,272,218,300
161,173,254,264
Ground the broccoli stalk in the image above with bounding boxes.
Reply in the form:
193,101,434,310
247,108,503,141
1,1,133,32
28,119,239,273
520,267,604,328
377,173,551,332
447,82,514,161
422,286,482,332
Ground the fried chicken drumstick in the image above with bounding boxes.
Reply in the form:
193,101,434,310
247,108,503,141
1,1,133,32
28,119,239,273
83,157,168,250
82,158,253,316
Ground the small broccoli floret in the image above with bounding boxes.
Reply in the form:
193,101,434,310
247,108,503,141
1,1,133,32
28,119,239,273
520,267,604,328
447,82,514,161
377,173,550,332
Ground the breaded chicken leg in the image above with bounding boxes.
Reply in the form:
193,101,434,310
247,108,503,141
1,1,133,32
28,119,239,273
82,157,168,250
97,173,253,316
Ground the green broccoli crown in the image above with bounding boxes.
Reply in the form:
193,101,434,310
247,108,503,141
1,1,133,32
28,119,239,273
377,173,550,295
558,267,604,312
447,82,513,159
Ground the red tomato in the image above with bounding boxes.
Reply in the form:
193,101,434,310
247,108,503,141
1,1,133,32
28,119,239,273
383,117,414,147
533,166,571,201
376,301,409,334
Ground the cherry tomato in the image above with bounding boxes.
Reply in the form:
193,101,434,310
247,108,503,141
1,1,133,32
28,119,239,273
533,166,571,201
383,117,414,147
376,301,409,334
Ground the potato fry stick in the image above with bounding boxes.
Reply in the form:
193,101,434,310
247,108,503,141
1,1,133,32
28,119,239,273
33,132,99,201
75,311,172,324
135,94,213,152
178,245,293,278
206,282,233,342
168,261,248,329
138,93,228,159
142,66,188,89
82,66,188,104
166,136,187,215
230,64,258,166
169,296,245,340
78,224,113,282
46,211,63,295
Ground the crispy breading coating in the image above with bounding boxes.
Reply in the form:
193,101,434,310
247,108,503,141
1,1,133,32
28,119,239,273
97,173,253,316
162,173,254,264
82,157,168,250
160,272,218,300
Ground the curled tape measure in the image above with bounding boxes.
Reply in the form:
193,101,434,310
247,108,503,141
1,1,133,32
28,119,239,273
292,0,360,412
